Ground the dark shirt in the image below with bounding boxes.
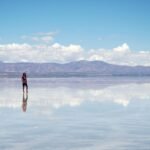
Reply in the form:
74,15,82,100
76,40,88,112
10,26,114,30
22,76,27,84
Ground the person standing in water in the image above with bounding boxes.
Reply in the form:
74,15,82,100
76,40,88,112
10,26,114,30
22,72,28,93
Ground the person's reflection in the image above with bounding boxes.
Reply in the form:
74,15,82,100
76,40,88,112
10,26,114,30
22,92,28,112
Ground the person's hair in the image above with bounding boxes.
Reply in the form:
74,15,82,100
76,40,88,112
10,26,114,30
23,72,26,78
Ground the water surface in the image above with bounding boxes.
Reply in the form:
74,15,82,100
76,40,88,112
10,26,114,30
0,77,150,150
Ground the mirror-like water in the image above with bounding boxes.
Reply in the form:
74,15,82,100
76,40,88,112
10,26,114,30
0,77,150,150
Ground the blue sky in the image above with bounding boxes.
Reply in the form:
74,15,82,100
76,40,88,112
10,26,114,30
0,0,150,65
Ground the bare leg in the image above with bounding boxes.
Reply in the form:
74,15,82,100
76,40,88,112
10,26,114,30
26,85,28,93
23,85,25,93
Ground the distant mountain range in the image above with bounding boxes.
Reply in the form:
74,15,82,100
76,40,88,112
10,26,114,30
0,60,150,77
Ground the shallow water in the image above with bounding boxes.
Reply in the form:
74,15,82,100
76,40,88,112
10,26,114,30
0,77,150,150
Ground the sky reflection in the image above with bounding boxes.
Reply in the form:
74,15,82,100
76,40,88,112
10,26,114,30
1,78,150,150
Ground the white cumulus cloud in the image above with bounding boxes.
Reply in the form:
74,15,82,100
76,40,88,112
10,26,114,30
0,42,83,63
0,41,150,66
113,43,130,53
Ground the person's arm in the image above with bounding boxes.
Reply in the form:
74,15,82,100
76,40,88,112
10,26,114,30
22,76,24,83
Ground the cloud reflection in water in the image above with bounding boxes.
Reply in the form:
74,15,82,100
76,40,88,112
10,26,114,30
0,80,150,110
